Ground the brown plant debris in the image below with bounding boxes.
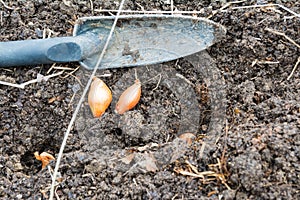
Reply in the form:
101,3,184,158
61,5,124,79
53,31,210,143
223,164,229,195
174,159,231,190
34,152,55,169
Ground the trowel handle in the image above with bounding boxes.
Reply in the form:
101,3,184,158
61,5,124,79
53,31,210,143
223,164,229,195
0,33,101,67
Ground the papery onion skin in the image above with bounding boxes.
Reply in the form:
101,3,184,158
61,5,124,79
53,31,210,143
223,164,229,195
115,79,141,114
88,77,112,117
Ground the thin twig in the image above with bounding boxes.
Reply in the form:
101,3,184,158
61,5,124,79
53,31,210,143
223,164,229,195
175,73,194,86
232,4,276,10
1,68,13,72
220,0,246,11
217,158,231,190
47,29,52,38
287,57,300,80
108,11,115,16
252,59,280,67
176,169,216,179
0,0,15,10
257,16,271,25
52,66,78,71
221,120,228,167
135,2,144,11
199,141,206,160
151,74,161,91
258,61,280,64
64,73,83,87
95,9,212,14
140,73,162,91
142,73,161,84
0,71,63,89
43,28,46,39
251,59,258,67
89,0,94,15
47,165,54,179
49,0,126,199
47,63,56,74
54,186,61,200
185,160,199,174
171,194,178,200
134,68,138,80
0,80,22,88
277,4,300,18
21,72,63,87
0,11,3,26
99,73,112,77
48,28,55,38
43,28,56,39
265,28,300,49
231,3,300,18
67,92,76,108
207,0,246,18
61,65,80,78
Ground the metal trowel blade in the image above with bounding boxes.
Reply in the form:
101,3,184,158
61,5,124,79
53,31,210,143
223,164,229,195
74,15,226,70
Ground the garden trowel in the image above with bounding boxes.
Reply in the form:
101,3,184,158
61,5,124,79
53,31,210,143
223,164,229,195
0,15,226,70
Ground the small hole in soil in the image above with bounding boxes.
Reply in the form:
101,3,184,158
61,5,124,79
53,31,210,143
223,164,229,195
20,151,40,174
20,138,58,175
112,128,123,136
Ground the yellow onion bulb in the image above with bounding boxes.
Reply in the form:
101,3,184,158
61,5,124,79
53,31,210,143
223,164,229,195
88,77,112,117
115,79,141,114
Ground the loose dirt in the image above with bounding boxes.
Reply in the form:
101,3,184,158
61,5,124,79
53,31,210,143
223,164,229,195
0,0,299,199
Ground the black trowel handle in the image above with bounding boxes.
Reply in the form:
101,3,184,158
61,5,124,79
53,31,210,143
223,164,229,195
0,32,101,67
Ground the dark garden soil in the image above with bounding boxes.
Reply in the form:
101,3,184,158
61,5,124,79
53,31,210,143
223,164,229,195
0,0,299,199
